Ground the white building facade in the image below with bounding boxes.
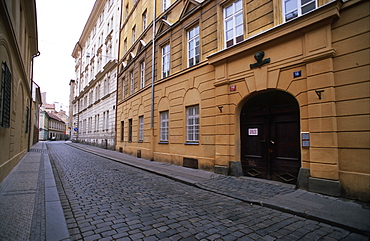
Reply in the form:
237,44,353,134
70,0,121,149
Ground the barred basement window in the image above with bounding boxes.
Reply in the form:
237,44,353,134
1,62,11,128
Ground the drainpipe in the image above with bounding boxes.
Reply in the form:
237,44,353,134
151,0,156,129
28,51,40,152
76,41,83,142
114,0,124,151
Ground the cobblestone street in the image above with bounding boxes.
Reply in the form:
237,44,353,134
47,142,367,241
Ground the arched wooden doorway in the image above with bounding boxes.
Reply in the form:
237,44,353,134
240,90,301,184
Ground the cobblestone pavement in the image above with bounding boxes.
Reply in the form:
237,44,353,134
47,142,368,241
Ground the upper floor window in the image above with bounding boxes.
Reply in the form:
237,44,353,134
124,38,128,53
125,4,129,19
283,0,317,22
140,61,145,89
121,77,125,99
132,25,136,43
188,26,200,67
224,0,244,48
130,71,135,94
163,0,170,11
162,44,170,78
142,10,147,30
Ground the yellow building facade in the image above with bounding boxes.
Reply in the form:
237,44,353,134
116,0,369,201
0,0,39,182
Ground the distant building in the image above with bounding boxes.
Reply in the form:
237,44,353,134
0,0,39,182
39,111,50,141
70,0,121,149
51,110,70,139
48,112,66,140
31,82,42,145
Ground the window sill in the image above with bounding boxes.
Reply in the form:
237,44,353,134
158,141,168,144
184,142,199,145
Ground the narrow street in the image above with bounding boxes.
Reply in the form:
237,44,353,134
47,142,367,241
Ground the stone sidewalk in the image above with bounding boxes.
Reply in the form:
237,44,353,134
0,142,69,241
66,142,370,237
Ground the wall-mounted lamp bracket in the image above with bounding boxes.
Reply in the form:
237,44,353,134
315,90,325,100
218,106,223,113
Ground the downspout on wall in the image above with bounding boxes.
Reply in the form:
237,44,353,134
28,51,40,152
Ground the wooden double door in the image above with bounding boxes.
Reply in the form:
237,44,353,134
240,91,301,183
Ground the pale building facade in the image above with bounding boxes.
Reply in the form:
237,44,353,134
39,111,49,141
116,0,369,201
70,0,121,149
48,112,66,140
0,0,39,182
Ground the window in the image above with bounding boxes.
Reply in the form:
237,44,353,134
124,38,128,53
1,62,11,128
160,111,169,142
105,110,109,131
121,121,124,141
128,118,133,142
95,114,99,132
140,61,145,89
142,10,147,30
162,44,170,78
121,77,125,99
132,25,136,43
130,71,135,94
188,26,200,67
125,4,129,19
163,0,170,11
224,0,244,48
186,105,199,142
283,0,317,22
138,116,144,141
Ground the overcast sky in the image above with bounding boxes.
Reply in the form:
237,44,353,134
33,0,96,109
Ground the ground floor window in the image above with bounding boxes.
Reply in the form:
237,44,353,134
160,111,169,142
138,116,144,141
186,105,199,142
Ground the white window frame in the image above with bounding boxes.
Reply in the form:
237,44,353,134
162,44,170,78
122,77,125,99
139,116,144,141
283,0,317,22
142,10,147,30
130,71,134,94
224,0,244,48
188,26,200,67
186,105,199,142
160,111,169,142
140,61,145,89
163,0,170,11
132,25,136,43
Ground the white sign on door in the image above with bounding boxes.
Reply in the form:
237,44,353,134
248,128,258,136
